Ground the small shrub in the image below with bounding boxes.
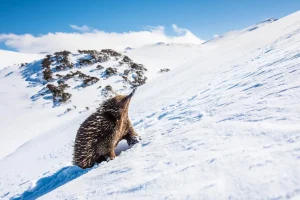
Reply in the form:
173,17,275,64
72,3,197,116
47,84,72,103
105,67,117,78
78,58,93,66
101,49,121,57
96,65,104,70
43,68,53,81
159,68,170,73
83,77,99,86
130,63,147,71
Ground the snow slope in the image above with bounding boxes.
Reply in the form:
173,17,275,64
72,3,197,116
0,50,43,70
1,11,300,200
125,43,201,79
0,47,197,160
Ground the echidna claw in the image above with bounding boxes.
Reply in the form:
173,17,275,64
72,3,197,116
128,135,141,146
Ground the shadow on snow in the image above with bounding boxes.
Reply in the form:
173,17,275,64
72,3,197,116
10,141,131,200
10,166,88,200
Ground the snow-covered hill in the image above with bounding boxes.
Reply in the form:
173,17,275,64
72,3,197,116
1,11,300,200
0,50,43,70
0,46,197,161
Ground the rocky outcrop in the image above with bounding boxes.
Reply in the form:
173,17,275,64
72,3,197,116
32,48,148,106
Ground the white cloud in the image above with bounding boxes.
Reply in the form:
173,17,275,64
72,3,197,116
0,25,204,53
70,25,91,32
172,24,188,35
145,25,165,32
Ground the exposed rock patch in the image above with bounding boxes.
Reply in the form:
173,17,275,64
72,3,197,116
159,68,170,73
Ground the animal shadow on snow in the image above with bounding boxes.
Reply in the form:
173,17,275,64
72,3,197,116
10,166,88,200
10,140,131,200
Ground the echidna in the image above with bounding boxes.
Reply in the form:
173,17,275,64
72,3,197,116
73,89,140,169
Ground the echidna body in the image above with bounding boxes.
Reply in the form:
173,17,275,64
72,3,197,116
73,89,140,169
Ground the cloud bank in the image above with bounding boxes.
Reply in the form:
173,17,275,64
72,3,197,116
70,25,91,32
0,25,204,53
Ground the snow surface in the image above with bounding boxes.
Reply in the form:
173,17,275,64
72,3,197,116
0,50,43,70
1,11,300,200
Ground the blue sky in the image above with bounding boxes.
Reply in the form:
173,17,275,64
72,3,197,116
0,0,299,52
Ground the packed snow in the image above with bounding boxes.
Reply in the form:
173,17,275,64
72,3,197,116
1,11,300,200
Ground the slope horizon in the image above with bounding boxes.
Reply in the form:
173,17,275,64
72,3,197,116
0,6,299,53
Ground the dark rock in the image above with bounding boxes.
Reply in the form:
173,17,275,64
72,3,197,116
159,68,170,73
